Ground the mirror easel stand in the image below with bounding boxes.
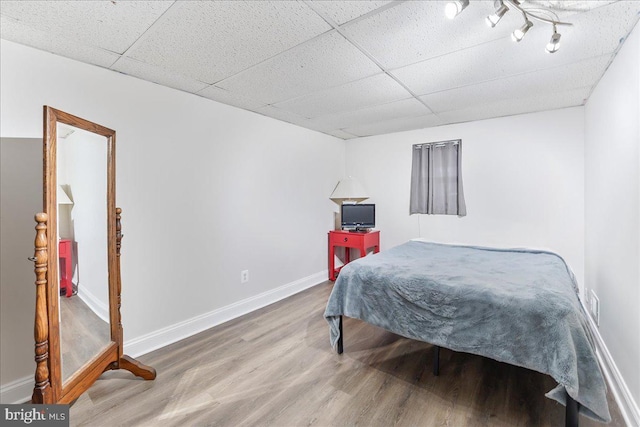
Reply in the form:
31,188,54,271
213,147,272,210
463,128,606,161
32,213,51,403
30,207,155,404
106,207,155,379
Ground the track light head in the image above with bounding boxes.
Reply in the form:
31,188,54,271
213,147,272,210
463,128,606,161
486,3,509,28
512,19,533,42
546,26,561,53
452,1,571,52
445,0,470,19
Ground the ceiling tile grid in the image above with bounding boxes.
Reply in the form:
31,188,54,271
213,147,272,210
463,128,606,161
1,0,639,139
253,105,312,128
343,113,445,137
389,19,618,99
323,129,360,140
272,73,413,118
197,85,268,112
436,86,592,125
123,0,332,85
0,0,173,54
112,57,211,94
342,1,521,70
306,0,396,25
419,55,612,114
536,0,640,59
214,30,382,106
309,97,431,131
0,15,122,69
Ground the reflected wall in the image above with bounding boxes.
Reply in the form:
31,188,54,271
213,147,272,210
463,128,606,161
56,124,110,384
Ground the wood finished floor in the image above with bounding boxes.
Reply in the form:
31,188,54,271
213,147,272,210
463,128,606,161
60,292,111,382
69,282,624,427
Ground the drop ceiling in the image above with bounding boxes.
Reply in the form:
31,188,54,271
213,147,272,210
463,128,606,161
1,1,639,139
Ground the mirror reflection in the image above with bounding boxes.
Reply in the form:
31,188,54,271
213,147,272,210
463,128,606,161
56,123,111,384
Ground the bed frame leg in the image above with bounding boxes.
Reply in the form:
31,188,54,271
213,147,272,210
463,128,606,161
565,394,579,427
433,345,440,376
337,315,343,354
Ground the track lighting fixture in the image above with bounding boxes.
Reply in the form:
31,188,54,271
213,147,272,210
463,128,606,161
445,0,469,19
445,0,571,53
546,25,561,53
486,2,509,28
512,18,533,42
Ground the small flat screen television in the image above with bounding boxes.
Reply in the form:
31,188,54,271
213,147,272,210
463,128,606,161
341,204,375,231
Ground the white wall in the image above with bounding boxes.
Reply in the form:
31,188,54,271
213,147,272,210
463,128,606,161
585,22,640,412
0,39,345,397
0,138,41,390
345,107,586,289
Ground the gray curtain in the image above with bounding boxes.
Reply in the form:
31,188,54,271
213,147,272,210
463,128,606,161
410,140,466,216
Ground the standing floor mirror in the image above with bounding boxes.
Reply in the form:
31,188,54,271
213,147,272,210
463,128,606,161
31,106,155,404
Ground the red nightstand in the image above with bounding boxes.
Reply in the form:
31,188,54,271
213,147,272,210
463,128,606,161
328,230,380,281
59,239,72,297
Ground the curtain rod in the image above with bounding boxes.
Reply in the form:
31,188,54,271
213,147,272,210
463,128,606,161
413,139,460,149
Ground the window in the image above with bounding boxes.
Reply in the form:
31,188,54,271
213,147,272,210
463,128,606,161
410,139,466,216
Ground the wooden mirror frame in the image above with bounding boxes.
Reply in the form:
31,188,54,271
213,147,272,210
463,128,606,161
31,106,155,404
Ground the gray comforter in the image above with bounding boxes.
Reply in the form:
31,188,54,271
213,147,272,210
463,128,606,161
324,240,610,423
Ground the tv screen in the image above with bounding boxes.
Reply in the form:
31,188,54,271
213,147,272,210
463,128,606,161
341,204,375,231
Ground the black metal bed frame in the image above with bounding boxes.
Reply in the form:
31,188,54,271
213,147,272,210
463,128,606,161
336,315,580,427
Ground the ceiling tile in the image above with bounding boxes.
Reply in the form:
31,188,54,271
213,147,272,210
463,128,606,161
125,0,332,84
436,86,591,125
216,31,381,105
343,113,444,137
391,1,640,96
391,37,517,96
0,15,121,68
509,1,640,63
112,57,210,94
310,98,430,131
391,29,609,96
419,55,610,113
272,73,412,118
557,0,640,55
307,0,395,25
197,85,268,111
528,1,622,17
324,129,359,140
253,105,311,127
2,0,637,138
343,1,522,69
0,0,172,54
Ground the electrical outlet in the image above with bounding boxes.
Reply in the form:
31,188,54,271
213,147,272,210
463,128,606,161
590,289,600,326
241,270,249,283
584,288,590,306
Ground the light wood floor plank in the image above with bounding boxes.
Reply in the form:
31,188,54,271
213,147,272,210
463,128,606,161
68,282,625,426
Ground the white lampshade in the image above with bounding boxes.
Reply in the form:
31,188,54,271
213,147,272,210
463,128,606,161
57,185,73,205
330,176,369,204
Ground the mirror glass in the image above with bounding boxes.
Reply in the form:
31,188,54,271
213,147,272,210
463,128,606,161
56,123,111,384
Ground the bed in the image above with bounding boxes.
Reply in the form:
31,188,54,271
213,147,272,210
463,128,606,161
324,240,610,425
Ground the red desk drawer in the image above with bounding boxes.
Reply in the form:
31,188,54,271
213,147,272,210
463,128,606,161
329,233,362,249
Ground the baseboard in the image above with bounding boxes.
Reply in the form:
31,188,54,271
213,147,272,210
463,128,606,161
9,280,632,421
124,270,328,358
0,376,31,404
77,284,109,323
1,272,328,404
582,302,640,427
